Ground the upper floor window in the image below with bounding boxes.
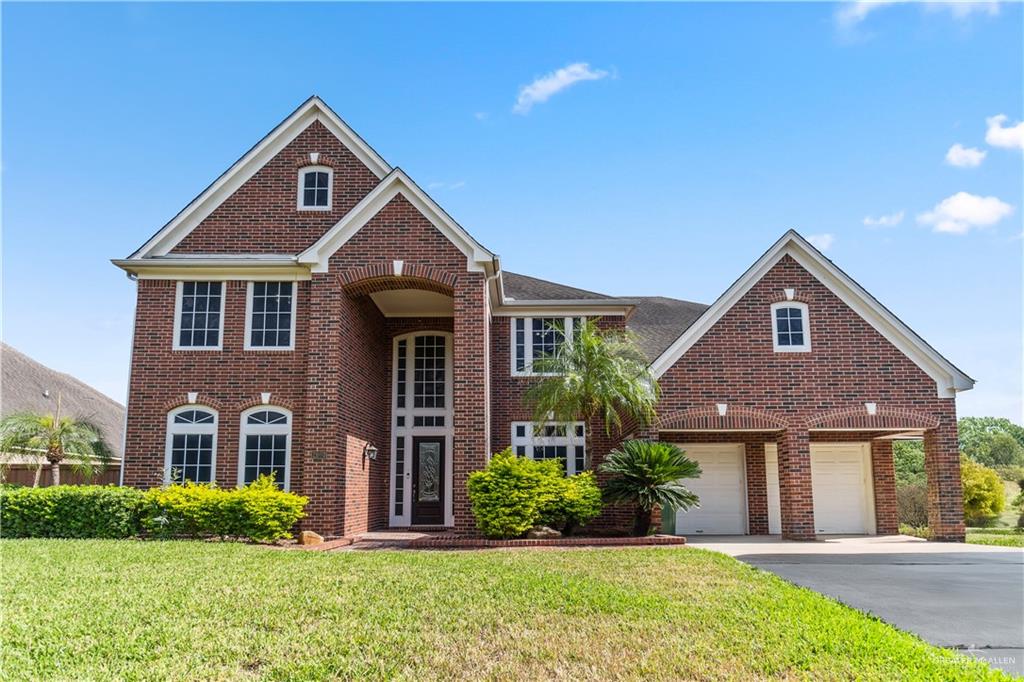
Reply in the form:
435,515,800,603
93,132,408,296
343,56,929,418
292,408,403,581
771,302,810,352
511,422,586,475
297,166,332,210
239,407,292,489
174,281,224,350
511,317,581,376
245,282,296,350
165,406,218,484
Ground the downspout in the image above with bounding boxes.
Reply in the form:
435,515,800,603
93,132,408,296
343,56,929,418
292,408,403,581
483,257,502,459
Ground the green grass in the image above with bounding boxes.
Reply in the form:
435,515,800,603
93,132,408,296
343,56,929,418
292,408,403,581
0,541,1011,681
967,528,1024,547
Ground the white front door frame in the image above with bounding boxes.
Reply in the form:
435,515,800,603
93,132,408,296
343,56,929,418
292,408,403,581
389,331,454,527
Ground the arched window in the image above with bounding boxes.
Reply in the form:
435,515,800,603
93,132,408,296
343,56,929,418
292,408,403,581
771,301,811,352
297,166,332,210
238,407,292,489
165,406,218,484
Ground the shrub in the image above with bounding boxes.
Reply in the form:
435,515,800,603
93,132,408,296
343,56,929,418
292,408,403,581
899,523,932,540
467,449,598,539
0,485,145,538
538,471,603,535
961,456,1005,526
896,482,929,528
141,476,307,543
892,441,926,486
991,465,1024,483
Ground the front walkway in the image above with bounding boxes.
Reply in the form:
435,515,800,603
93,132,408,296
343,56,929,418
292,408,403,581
687,535,1024,676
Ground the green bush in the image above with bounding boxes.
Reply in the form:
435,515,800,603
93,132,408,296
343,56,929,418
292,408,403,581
961,455,1005,526
991,464,1024,483
467,449,602,539
892,441,926,486
538,470,603,535
0,485,145,538
142,476,307,543
896,482,929,528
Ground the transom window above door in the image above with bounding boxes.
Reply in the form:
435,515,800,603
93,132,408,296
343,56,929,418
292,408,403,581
511,317,581,376
511,421,586,475
771,302,810,352
297,166,332,210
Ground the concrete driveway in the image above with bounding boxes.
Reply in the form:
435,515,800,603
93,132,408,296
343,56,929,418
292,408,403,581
687,535,1024,676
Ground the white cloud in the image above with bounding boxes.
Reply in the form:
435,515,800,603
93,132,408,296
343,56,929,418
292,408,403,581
926,1,1000,20
835,1,900,29
985,114,1024,151
473,112,488,121
945,143,987,167
807,233,836,251
513,62,609,115
863,210,905,228
917,191,1013,234
835,1,999,31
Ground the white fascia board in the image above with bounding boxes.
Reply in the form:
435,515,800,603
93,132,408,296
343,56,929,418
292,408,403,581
129,97,391,259
112,258,311,281
648,230,974,398
298,169,495,274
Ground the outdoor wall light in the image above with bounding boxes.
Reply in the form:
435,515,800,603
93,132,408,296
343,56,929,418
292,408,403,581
363,443,379,461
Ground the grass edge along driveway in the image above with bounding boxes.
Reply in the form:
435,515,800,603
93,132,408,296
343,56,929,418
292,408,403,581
1,540,1012,681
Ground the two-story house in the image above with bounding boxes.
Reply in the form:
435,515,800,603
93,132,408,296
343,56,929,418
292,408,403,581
114,96,973,541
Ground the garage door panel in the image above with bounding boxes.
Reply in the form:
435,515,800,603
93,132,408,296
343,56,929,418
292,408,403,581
674,444,747,535
811,443,875,535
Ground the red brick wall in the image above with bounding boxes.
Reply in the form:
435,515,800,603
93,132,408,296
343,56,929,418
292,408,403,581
171,121,380,254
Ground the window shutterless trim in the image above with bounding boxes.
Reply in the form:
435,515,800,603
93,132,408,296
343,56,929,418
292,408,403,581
244,281,297,351
510,316,579,377
172,281,226,351
237,406,293,491
510,421,587,475
296,166,333,211
164,405,218,484
771,301,811,352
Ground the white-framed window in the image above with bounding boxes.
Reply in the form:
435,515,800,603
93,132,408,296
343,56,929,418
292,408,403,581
238,407,292,489
165,406,218,484
244,282,296,350
297,166,332,210
511,421,587,475
771,301,811,352
511,316,581,376
173,281,225,350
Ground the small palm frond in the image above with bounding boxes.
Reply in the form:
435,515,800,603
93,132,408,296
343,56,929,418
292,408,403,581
599,440,702,512
0,412,111,474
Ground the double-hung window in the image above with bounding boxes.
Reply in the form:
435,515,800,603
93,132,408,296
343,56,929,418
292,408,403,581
511,422,587,475
297,166,332,210
165,407,217,484
771,302,810,352
511,316,581,376
239,407,292,489
246,282,296,350
174,281,224,350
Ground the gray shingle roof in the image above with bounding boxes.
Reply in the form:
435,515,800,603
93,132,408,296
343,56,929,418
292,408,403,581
502,272,613,301
1,344,125,458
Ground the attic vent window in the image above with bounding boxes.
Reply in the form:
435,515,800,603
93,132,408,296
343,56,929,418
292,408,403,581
297,166,332,210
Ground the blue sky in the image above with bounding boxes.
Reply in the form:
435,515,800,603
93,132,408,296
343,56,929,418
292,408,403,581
3,2,1022,420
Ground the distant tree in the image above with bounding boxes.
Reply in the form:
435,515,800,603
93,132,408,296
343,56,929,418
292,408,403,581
892,440,926,487
970,432,1024,468
959,417,1024,458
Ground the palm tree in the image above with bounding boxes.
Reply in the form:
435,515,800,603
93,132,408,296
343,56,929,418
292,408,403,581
525,318,659,441
600,440,701,536
0,397,111,486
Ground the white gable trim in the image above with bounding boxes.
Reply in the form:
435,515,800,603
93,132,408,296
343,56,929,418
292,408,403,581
297,169,495,274
649,230,974,398
129,96,390,259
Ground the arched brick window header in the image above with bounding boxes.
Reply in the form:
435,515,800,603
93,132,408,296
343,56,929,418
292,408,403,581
656,406,788,432
806,406,939,431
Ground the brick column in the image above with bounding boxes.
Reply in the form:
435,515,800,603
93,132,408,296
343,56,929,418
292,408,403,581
301,273,344,536
870,439,899,535
778,427,815,540
745,442,769,535
925,420,966,542
452,273,488,534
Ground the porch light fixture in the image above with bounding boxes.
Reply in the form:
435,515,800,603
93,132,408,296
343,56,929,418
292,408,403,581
363,443,379,461
865,402,878,416
716,403,728,417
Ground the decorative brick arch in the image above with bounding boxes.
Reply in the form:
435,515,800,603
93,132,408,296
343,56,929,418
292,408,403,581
340,263,457,298
806,406,940,431
656,406,789,432
292,153,338,169
160,394,225,413
235,394,298,413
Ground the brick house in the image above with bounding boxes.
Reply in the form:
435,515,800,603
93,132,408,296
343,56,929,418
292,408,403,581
114,96,973,541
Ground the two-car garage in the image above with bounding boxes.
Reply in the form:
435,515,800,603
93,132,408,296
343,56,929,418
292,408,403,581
673,441,877,536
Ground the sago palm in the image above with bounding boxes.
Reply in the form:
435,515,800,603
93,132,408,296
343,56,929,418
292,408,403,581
525,318,659,441
0,410,112,486
600,440,701,536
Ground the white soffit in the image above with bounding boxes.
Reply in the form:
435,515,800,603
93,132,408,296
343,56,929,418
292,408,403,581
648,230,974,398
128,96,390,259
369,289,454,317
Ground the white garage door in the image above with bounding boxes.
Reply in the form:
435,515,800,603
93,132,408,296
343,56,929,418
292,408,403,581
674,443,747,535
765,444,781,534
811,443,875,535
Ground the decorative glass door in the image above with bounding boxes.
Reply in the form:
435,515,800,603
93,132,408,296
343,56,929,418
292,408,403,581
411,437,444,525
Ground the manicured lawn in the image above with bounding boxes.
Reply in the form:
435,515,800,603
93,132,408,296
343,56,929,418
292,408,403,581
0,541,1010,680
967,528,1024,547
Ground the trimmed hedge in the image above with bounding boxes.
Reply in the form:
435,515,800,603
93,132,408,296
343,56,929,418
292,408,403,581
0,485,145,539
0,477,308,543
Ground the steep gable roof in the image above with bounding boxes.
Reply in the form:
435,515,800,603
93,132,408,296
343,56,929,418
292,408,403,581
501,272,613,302
626,296,709,361
129,96,391,259
648,230,974,397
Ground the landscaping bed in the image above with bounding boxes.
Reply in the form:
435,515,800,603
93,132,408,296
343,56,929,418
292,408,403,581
1,539,1009,680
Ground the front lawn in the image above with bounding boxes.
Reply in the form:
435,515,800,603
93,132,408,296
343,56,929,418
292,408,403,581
967,528,1024,547
0,541,1008,680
